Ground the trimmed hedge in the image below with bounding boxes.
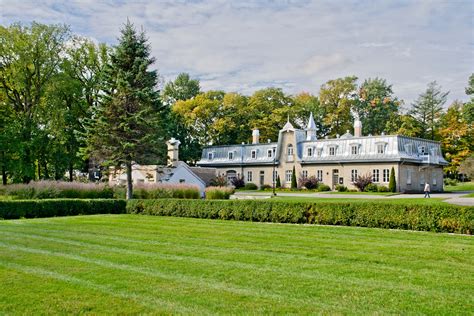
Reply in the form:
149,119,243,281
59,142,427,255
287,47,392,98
127,199,474,234
0,199,126,220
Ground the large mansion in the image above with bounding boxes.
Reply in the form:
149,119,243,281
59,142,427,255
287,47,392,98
196,114,448,192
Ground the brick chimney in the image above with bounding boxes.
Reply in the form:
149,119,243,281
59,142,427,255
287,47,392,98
252,129,260,144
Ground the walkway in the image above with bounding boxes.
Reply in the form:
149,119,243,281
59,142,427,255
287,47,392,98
232,191,474,206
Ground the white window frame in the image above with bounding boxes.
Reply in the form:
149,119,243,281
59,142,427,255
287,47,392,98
407,169,412,185
351,169,358,182
351,145,359,155
383,169,390,182
247,171,253,182
317,170,323,181
372,169,380,182
287,144,294,156
377,144,385,154
272,170,278,182
208,152,213,160
267,149,273,158
228,152,234,160
251,150,257,159
329,146,336,156
307,147,313,157
302,170,308,179
285,170,292,182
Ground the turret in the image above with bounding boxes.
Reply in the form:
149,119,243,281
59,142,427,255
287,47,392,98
306,112,317,140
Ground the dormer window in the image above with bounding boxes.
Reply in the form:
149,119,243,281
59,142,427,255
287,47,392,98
228,152,234,160
351,145,359,155
329,146,336,156
287,144,294,156
208,152,213,160
267,149,273,158
251,150,257,159
377,144,385,154
420,146,427,155
307,147,313,157
317,149,323,157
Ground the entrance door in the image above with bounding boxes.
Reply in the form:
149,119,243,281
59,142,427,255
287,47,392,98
332,169,339,190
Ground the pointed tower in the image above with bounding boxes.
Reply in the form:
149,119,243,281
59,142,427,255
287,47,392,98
306,112,317,140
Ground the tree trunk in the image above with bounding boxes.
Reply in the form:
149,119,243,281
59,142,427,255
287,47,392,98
126,161,133,200
69,161,74,182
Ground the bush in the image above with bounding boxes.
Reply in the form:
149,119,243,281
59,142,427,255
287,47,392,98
444,178,458,186
244,183,258,190
364,183,379,192
335,184,348,192
389,167,397,192
353,174,373,192
231,176,245,189
0,199,126,220
205,187,235,200
3,181,114,199
276,176,281,188
210,175,228,187
126,199,474,234
317,184,331,191
260,184,272,190
378,186,390,192
131,183,200,199
299,176,319,190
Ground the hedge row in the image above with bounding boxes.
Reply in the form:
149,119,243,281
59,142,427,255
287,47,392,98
127,199,474,234
0,199,126,219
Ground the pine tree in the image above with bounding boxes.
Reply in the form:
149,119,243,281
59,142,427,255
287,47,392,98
83,21,165,199
389,167,396,192
291,166,297,189
276,175,281,188
411,81,448,140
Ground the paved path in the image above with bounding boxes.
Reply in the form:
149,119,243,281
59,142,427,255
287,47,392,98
232,191,474,206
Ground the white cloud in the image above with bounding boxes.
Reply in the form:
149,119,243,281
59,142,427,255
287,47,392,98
1,0,473,106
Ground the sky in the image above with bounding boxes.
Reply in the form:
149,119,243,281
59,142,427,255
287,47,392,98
1,0,473,107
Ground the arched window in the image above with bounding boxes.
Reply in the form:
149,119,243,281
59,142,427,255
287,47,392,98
287,144,293,156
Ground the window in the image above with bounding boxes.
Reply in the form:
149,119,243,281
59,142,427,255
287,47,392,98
226,170,236,182
267,149,273,158
247,171,253,182
407,169,412,185
317,149,323,157
251,150,256,159
420,173,425,185
260,171,265,185
351,145,359,155
273,170,278,182
433,173,437,186
383,169,390,182
285,170,292,182
351,169,358,182
287,144,293,155
420,146,426,155
208,152,213,160
302,170,308,178
228,152,234,160
372,169,380,182
317,170,323,181
377,144,385,154
307,147,313,157
179,179,185,183
329,146,336,156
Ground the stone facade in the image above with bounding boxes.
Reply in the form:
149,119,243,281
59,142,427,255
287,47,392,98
197,115,447,192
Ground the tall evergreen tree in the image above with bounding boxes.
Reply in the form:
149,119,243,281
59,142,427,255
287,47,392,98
291,166,297,189
411,81,448,140
83,21,165,199
388,167,396,192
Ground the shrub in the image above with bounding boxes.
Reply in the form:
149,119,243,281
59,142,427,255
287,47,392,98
0,199,126,220
244,183,258,190
299,176,319,190
335,184,348,192
353,174,372,192
317,184,331,191
231,176,245,189
126,199,474,234
444,178,458,186
378,185,390,192
291,166,297,189
4,181,114,199
276,176,281,188
260,184,272,190
364,183,379,192
205,186,234,199
132,183,200,199
210,175,228,187
389,167,397,192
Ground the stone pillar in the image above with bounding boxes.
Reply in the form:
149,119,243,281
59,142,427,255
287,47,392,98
166,138,181,167
252,129,260,144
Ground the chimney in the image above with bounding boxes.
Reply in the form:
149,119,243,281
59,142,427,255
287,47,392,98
166,137,181,167
252,129,260,144
354,118,362,137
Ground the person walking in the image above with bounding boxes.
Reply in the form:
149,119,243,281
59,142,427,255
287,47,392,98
424,182,431,198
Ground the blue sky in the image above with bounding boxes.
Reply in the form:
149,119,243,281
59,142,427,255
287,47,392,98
1,0,473,107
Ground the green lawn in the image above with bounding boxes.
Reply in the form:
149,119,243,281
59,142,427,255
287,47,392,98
0,215,472,314
445,181,474,192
